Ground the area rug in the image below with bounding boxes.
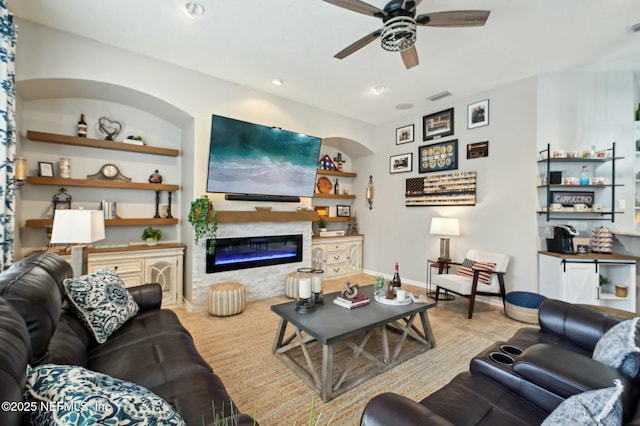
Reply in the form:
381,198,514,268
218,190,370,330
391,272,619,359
173,274,526,424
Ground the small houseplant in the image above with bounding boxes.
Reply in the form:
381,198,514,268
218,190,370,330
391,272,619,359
315,217,328,233
189,195,217,254
141,226,162,246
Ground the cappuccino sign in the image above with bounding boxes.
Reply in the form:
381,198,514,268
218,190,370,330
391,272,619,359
551,191,594,207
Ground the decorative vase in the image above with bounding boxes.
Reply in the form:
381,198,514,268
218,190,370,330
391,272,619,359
615,284,628,298
145,238,158,246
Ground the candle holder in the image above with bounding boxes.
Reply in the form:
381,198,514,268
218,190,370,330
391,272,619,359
295,268,316,313
312,269,324,304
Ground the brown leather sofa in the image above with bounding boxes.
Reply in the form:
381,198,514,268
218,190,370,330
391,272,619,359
361,299,640,425
0,252,256,426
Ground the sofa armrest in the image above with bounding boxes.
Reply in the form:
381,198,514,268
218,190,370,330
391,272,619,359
513,343,627,397
361,393,454,426
538,299,623,350
127,283,163,311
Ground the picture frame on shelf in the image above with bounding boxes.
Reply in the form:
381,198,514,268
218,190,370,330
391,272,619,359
38,161,54,177
314,206,329,217
337,205,351,217
395,124,414,144
423,108,454,141
390,153,413,174
467,99,489,129
418,140,458,173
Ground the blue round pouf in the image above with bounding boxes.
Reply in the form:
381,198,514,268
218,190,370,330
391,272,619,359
505,291,547,324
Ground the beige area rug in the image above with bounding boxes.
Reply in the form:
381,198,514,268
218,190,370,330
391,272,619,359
172,274,528,425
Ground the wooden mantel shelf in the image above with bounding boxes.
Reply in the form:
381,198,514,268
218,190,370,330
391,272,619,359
216,210,320,223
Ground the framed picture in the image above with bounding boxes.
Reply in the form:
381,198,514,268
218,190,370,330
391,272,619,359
395,124,414,144
38,161,54,177
467,99,489,129
314,206,329,217
337,205,351,217
390,153,413,174
467,141,489,159
423,108,454,141
418,140,458,173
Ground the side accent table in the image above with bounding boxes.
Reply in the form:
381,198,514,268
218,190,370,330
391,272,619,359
427,258,456,300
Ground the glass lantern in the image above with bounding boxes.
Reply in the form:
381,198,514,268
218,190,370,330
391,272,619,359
295,268,315,313
311,269,324,304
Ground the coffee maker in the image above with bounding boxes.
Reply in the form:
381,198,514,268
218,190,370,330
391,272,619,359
546,225,579,254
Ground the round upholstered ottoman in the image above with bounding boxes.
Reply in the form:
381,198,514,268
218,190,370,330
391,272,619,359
285,271,298,299
505,291,547,324
208,282,246,317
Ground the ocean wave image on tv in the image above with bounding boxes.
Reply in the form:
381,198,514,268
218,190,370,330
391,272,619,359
207,115,322,197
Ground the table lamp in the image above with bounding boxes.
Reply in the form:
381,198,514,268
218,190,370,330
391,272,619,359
430,217,460,261
50,209,106,277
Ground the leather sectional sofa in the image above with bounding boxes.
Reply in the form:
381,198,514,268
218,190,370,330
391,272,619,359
361,299,640,425
0,252,256,426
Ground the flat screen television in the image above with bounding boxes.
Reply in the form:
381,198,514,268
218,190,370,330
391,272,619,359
206,115,322,199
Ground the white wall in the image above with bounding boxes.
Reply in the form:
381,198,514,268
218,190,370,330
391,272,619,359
355,78,540,293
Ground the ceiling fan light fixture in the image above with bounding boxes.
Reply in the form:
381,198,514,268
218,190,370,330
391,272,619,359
380,16,417,52
184,2,205,19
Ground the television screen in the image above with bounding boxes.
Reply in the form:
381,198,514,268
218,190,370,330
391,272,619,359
206,115,322,198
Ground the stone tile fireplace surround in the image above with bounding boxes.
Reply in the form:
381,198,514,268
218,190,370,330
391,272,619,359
190,214,314,310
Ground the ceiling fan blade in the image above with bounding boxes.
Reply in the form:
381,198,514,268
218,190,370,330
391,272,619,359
334,29,382,59
401,45,419,69
416,10,490,27
323,0,383,17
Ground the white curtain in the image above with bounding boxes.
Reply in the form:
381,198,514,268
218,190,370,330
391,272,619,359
0,1,18,270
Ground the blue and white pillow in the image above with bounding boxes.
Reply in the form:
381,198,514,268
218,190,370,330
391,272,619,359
24,364,185,425
63,268,139,344
593,317,640,378
542,379,623,426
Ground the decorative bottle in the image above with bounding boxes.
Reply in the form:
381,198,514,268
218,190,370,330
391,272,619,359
334,178,340,194
392,262,401,288
580,165,589,185
77,114,87,138
385,279,395,300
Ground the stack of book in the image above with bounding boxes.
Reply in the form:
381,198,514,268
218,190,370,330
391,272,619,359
332,293,370,309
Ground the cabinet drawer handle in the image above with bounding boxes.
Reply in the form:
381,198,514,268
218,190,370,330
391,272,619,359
333,255,340,261
333,267,340,273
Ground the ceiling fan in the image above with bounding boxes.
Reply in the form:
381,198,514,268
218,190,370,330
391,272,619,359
324,0,490,69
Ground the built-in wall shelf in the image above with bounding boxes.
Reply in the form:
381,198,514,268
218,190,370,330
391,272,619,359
26,130,180,157
216,210,320,223
26,176,179,191
317,169,357,178
25,218,178,228
313,193,356,199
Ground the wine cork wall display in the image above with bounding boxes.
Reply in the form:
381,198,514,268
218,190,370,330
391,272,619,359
405,171,477,206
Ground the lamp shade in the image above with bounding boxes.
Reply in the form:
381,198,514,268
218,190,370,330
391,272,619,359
430,217,460,236
50,210,106,244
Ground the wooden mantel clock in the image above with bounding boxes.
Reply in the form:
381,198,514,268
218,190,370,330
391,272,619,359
87,163,131,182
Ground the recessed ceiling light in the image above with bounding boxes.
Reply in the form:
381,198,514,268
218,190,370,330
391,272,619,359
184,2,205,19
396,103,413,110
373,85,386,95
272,78,283,86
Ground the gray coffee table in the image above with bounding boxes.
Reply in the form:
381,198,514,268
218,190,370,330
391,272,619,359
271,285,436,402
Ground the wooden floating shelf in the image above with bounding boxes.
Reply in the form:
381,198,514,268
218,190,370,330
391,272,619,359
26,176,180,191
27,130,180,157
216,210,320,223
317,169,357,178
25,218,179,228
323,217,349,222
313,193,356,199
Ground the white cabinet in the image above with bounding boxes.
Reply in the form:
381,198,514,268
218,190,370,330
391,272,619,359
311,235,363,278
538,252,636,313
85,244,184,307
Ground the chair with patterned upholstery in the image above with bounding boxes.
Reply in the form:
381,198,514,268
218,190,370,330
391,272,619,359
432,249,510,319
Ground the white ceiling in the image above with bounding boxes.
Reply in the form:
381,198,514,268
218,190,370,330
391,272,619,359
8,0,640,124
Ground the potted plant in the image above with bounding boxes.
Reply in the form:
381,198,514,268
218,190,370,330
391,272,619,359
141,226,162,246
189,195,217,254
316,217,328,233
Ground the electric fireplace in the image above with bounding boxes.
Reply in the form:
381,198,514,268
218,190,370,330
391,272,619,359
206,234,303,273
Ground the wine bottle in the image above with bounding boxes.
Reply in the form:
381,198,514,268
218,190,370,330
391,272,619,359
77,114,87,138
392,262,401,288
334,178,340,194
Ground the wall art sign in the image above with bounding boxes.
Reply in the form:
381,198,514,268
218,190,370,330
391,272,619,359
551,191,594,207
405,171,477,206
390,153,413,174
396,124,414,144
423,108,454,140
467,141,489,159
467,99,489,129
418,140,458,173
